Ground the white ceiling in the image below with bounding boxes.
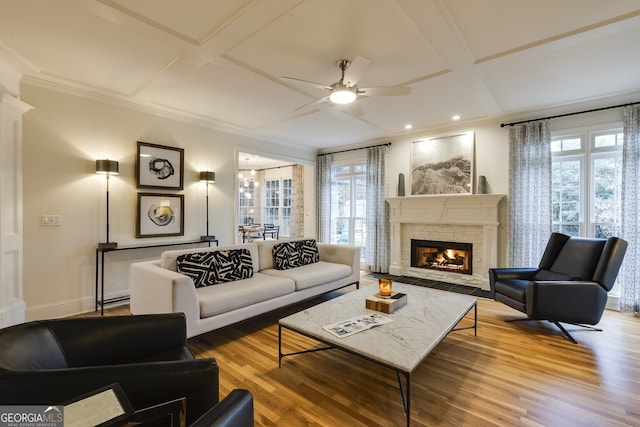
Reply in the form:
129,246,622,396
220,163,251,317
2,0,640,151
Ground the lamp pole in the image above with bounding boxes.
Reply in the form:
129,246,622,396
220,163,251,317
200,171,216,242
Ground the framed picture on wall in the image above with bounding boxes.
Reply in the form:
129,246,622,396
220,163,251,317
136,193,184,238
410,131,474,195
136,141,184,190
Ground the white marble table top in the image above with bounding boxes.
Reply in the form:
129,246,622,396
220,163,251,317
279,282,477,372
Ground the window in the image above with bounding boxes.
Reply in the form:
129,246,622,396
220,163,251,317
330,160,366,259
262,178,292,236
552,125,623,293
238,181,257,225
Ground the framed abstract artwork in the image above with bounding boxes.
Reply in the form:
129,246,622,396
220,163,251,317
136,193,184,238
410,132,474,195
136,141,184,190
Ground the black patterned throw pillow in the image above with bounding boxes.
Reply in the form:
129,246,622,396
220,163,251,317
209,249,254,284
177,252,217,287
299,239,320,266
273,241,301,270
273,239,319,270
177,249,254,287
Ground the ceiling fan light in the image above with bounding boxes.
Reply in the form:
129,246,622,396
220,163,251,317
329,87,356,104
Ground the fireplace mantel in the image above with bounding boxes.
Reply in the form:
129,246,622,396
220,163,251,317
386,194,506,289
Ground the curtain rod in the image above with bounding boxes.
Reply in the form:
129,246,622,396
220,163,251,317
317,142,391,157
500,101,640,128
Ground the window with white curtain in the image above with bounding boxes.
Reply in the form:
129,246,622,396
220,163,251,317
330,160,366,259
551,124,623,293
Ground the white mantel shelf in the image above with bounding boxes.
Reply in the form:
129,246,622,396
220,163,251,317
386,194,506,226
386,194,506,289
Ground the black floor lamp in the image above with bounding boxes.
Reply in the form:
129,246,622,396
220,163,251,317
96,159,119,249
200,171,216,242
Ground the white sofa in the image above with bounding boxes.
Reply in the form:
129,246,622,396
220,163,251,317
130,239,360,338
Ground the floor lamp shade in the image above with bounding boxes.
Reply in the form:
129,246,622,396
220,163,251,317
199,171,215,182
96,159,119,175
96,159,119,249
200,171,216,242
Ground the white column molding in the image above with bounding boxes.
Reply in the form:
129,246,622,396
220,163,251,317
0,92,33,328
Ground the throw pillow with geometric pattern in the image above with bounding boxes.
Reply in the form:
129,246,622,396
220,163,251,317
209,248,254,284
298,239,320,266
177,252,218,288
273,239,320,270
273,241,302,270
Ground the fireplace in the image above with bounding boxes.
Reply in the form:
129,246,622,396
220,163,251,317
387,194,505,289
411,239,473,275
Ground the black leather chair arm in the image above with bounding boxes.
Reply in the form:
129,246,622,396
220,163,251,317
0,359,219,426
489,268,539,281
191,389,254,427
489,268,539,298
48,313,193,366
526,281,608,325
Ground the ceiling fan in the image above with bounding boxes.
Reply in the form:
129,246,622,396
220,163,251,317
282,56,411,110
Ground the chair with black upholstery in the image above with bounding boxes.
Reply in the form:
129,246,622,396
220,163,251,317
489,232,628,343
263,224,279,240
0,313,253,425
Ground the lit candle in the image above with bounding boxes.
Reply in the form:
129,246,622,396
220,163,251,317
378,278,393,297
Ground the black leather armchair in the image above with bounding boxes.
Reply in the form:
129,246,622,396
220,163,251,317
489,232,628,343
0,313,251,425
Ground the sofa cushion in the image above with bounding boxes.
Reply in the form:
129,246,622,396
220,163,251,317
273,239,319,270
261,261,351,291
177,249,254,287
197,273,295,317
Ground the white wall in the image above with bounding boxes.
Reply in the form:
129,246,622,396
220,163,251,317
19,82,316,320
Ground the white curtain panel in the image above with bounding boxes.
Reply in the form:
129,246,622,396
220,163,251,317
507,120,552,267
316,154,332,242
621,104,640,314
291,164,304,238
365,145,390,272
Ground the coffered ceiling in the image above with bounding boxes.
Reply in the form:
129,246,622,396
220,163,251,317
1,0,640,150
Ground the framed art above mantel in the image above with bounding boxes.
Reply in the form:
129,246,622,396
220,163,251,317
410,132,474,195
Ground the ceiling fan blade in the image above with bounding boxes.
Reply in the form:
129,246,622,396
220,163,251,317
295,96,329,110
343,56,370,87
358,86,412,97
281,76,331,91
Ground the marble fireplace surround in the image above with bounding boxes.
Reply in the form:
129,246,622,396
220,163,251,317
386,194,506,290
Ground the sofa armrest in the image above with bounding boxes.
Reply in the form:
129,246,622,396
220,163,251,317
317,243,360,286
130,261,201,336
191,389,254,427
526,281,608,324
0,359,219,426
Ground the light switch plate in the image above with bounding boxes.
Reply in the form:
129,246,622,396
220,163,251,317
41,215,62,226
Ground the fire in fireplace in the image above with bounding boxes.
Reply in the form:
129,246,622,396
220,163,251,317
411,239,473,275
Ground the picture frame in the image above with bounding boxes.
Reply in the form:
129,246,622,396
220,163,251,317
136,193,184,238
410,131,474,195
136,141,184,190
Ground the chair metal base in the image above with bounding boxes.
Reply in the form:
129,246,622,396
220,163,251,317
506,318,602,344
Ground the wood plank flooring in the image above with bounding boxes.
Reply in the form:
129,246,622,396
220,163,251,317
100,277,640,426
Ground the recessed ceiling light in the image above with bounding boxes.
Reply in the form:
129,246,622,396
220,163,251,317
404,124,413,130
452,115,461,121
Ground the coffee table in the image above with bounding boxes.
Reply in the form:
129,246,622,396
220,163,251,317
278,282,477,426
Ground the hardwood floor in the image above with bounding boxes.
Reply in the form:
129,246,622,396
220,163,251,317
100,277,640,426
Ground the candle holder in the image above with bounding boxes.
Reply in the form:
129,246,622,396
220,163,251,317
378,278,393,298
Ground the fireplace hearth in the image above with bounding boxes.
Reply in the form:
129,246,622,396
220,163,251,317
411,239,472,275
